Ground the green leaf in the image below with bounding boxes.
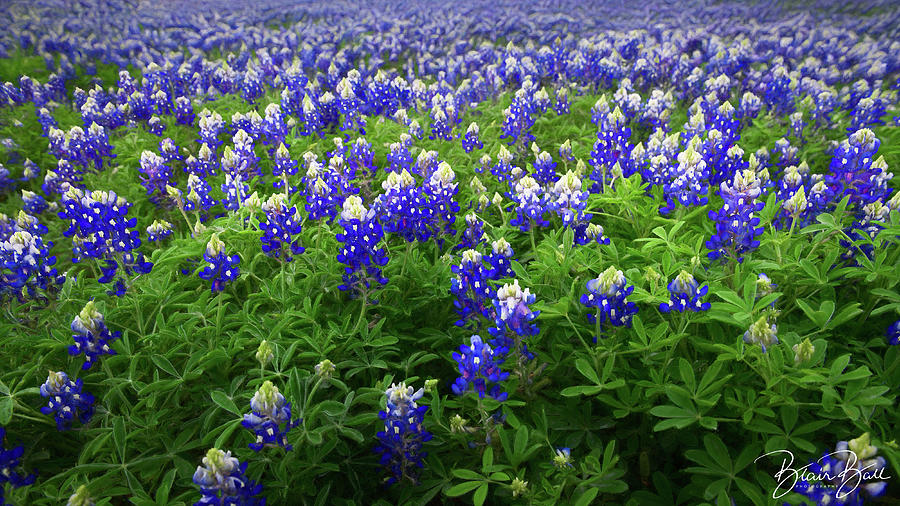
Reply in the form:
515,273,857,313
575,358,600,384
445,481,482,497
155,468,177,505
0,396,12,425
514,426,528,457
482,446,494,471
574,488,599,506
113,417,126,462
473,483,488,506
210,391,240,415
451,469,484,481
151,355,179,378
678,359,695,390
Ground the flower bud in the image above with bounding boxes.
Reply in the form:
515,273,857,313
256,340,274,367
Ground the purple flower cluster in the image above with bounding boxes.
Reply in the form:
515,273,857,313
58,188,152,296
451,335,509,402
374,383,432,486
242,381,300,452
40,371,95,431
580,266,639,340
192,449,265,506
68,301,120,370
335,196,389,298
259,194,304,262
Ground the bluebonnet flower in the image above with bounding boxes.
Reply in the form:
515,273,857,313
426,161,460,246
532,150,557,186
462,122,483,153
660,139,709,215
743,314,778,353
174,96,194,125
736,92,761,127
454,213,486,252
298,94,324,137
0,165,14,196
580,266,639,340
21,190,48,215
553,448,574,469
192,448,265,506
757,273,777,302
159,138,184,168
68,301,120,370
259,193,304,262
554,87,570,115
242,381,300,452
500,88,536,150
486,237,514,279
374,382,432,486
509,176,549,232
336,78,365,134
66,485,93,506
408,119,424,140
0,427,36,503
336,196,389,298
185,175,217,213
22,159,40,182
40,371,95,431
347,137,376,177
58,188,152,296
885,319,900,346
549,170,589,229
271,143,297,192
146,220,173,242
763,66,795,116
374,170,432,243
304,170,343,224
148,116,165,137
451,335,509,401
533,87,551,114
558,140,575,164
428,95,457,141
198,110,225,155
490,147,515,186
225,130,261,180
240,69,263,104
221,173,249,212
414,150,441,181
386,141,413,174
707,169,765,262
198,234,240,294
659,271,710,313
792,433,888,505
780,185,808,231
848,96,888,133
450,249,494,328
84,123,115,171
773,138,799,170
588,108,636,192
186,144,217,178
488,279,539,360
260,103,289,153
0,221,63,302
839,200,891,264
574,222,611,247
826,129,891,209
37,107,58,135
138,151,174,204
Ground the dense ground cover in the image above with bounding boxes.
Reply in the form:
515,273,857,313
1,0,900,504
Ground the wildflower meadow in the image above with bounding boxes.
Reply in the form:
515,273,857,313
1,0,900,504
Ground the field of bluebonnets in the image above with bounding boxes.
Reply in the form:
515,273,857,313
1,0,900,504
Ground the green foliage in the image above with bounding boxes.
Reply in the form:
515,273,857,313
0,55,899,506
